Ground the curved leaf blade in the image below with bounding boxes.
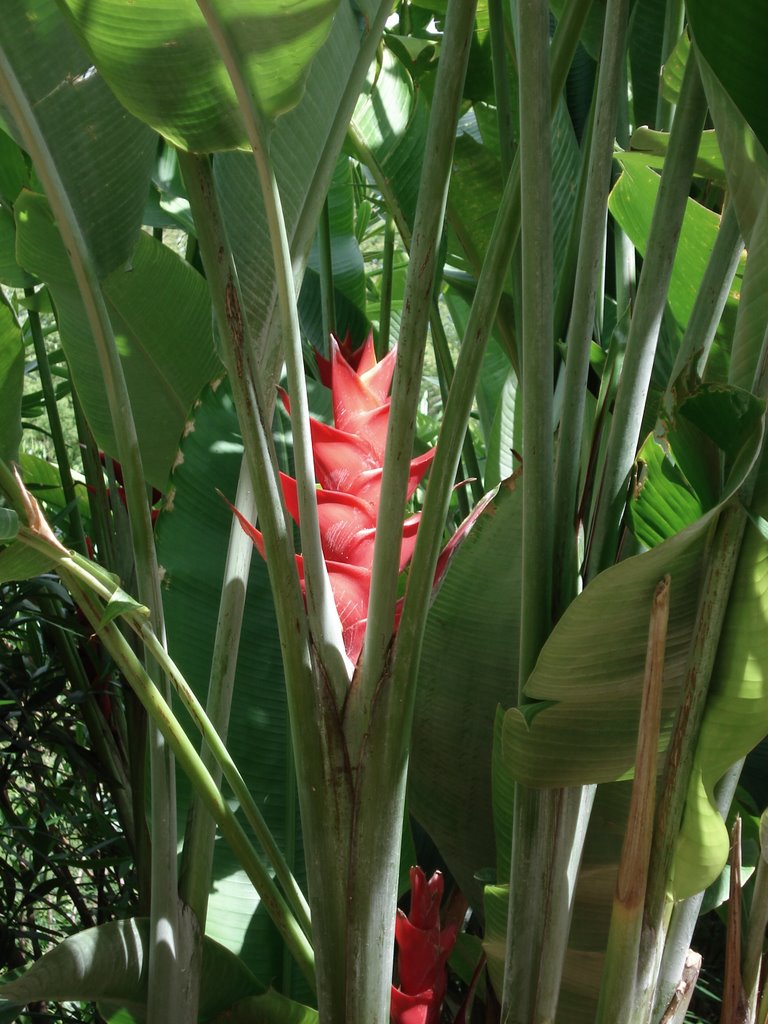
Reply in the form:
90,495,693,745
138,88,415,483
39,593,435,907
15,192,220,489
60,0,341,152
0,0,155,278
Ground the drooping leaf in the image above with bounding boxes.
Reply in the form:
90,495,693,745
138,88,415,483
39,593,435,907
15,191,220,490
609,160,740,331
0,508,18,544
502,511,714,787
673,458,768,898
208,989,319,1024
630,433,704,548
0,304,23,465
0,917,268,1022
686,0,768,156
0,127,28,201
0,205,35,288
622,128,727,187
410,477,523,907
0,539,57,584
631,385,766,547
59,0,342,151
0,0,156,279
349,45,430,243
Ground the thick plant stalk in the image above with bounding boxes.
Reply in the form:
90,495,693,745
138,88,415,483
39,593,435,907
357,0,478,715
552,0,630,609
503,2,555,1021
586,52,708,576
0,49,183,1024
377,213,396,357
340,6,478,1022
595,577,670,1024
665,201,743,390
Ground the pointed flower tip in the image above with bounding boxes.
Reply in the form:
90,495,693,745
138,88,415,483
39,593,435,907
238,334,436,666
391,866,457,1024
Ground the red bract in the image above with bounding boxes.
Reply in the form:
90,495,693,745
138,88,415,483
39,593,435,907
391,867,458,1024
235,332,434,664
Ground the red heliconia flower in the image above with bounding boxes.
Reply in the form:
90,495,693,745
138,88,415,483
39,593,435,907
234,331,435,665
391,867,458,1024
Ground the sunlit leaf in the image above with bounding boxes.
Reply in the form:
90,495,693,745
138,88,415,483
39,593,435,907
60,0,342,151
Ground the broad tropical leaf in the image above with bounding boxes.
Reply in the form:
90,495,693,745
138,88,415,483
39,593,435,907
0,304,23,465
0,916,312,1023
0,0,155,279
59,0,342,151
410,476,523,907
15,192,220,490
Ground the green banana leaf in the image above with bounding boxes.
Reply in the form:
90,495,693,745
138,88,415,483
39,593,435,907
674,451,768,898
213,0,389,386
0,0,156,280
15,192,221,490
59,0,341,151
0,917,312,1023
0,303,23,465
410,476,523,908
609,159,741,333
686,0,768,156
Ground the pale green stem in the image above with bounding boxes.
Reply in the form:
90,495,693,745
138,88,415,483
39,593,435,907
25,292,86,554
0,49,181,1023
429,300,484,505
178,460,309,937
552,0,629,612
665,201,743,393
61,568,316,989
391,0,595,722
654,0,685,131
377,212,395,358
504,2,556,1017
180,458,256,926
61,548,310,933
586,53,707,576
356,0,479,723
489,0,515,178
318,197,336,345
195,0,350,700
517,0,553,687
72,390,116,570
254,1,395,392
